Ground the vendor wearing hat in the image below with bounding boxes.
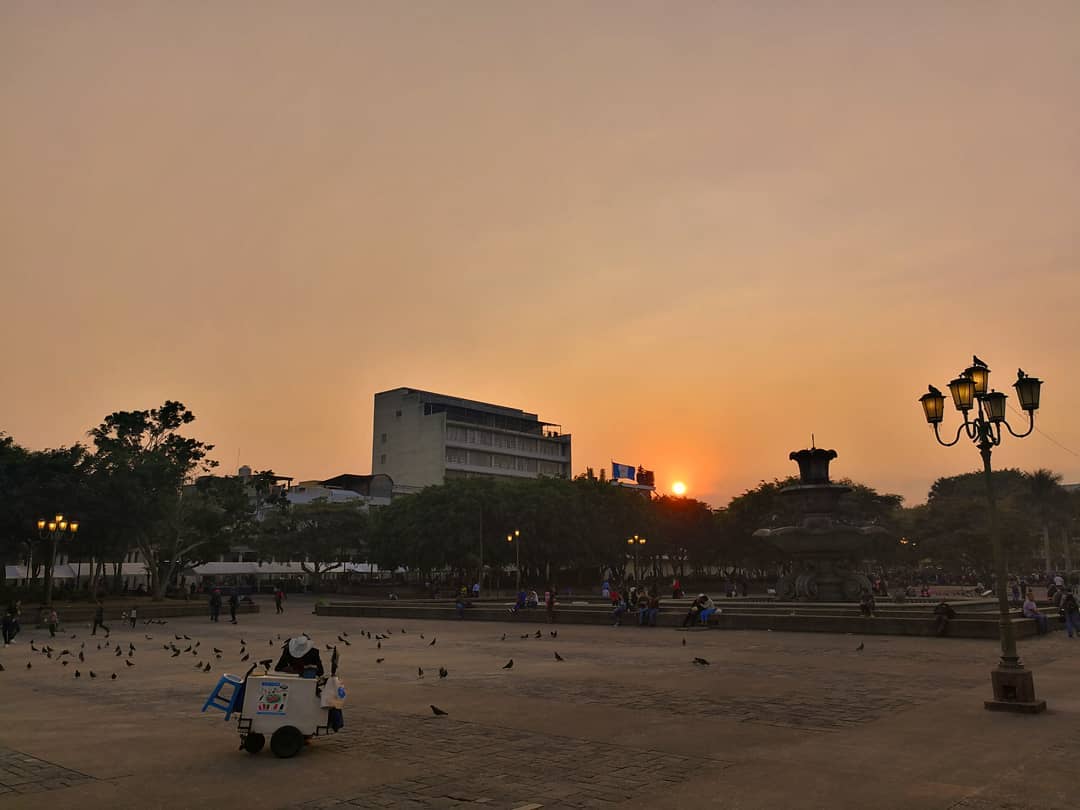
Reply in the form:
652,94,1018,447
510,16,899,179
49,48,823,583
274,633,325,677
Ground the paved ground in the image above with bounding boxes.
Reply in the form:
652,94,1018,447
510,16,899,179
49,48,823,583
0,596,1077,809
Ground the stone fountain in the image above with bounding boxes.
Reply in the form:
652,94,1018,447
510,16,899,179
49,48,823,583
753,448,885,601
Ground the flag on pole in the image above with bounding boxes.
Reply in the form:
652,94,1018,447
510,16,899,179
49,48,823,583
612,462,636,481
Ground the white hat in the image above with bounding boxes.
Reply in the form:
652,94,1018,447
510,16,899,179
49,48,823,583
288,635,312,658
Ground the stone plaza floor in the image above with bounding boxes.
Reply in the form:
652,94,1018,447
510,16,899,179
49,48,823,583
0,597,1077,809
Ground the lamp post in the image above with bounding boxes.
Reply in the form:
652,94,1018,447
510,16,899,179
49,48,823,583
37,514,79,607
506,530,521,591
919,357,1045,713
627,535,647,583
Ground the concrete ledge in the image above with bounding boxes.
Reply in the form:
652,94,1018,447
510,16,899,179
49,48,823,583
30,602,260,625
313,601,1052,638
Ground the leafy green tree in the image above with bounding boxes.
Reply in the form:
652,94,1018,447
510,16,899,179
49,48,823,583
255,500,368,588
86,401,216,599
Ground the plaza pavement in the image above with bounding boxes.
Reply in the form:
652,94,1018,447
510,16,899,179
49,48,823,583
0,596,1077,810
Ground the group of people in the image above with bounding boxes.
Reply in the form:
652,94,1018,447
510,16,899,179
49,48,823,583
506,587,558,622
207,588,240,623
605,585,662,626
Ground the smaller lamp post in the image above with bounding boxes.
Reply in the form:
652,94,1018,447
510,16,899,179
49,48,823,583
38,514,79,607
506,530,521,591
627,535,647,582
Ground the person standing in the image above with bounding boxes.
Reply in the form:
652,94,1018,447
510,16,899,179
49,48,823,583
472,581,480,600
128,605,137,629
209,589,222,622
545,586,557,624
1,608,14,645
274,587,285,615
91,600,109,636
47,608,59,638
228,590,239,624
1061,590,1080,639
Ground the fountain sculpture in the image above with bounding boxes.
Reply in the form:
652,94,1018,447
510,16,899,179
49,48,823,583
753,447,885,601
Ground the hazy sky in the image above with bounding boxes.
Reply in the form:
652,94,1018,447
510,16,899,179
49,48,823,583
3,1,1079,507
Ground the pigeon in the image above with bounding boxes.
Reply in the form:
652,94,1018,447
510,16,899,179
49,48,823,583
1017,368,1027,379
125,660,135,668
183,646,192,653
401,629,406,634
340,632,348,638
240,654,249,662
268,640,273,646
203,662,212,672
972,354,987,368
145,635,153,640
554,651,564,662
0,663,4,671
240,638,247,645
89,671,97,679
377,641,381,650
550,630,557,638
420,634,424,640
26,662,31,670
194,663,204,670
79,651,84,662
129,643,136,653
693,657,711,666
535,630,542,639
62,660,70,667
502,659,514,670
175,635,182,640
501,633,506,641
430,704,448,716
111,673,118,680
170,650,180,658
115,648,122,657
213,648,222,654
258,659,273,668
376,658,384,664
928,384,943,396
183,634,191,640
438,667,448,679
429,638,436,647
31,642,37,652
682,638,687,646
418,667,424,679
856,642,865,652
520,634,530,639
325,645,334,651
75,669,81,678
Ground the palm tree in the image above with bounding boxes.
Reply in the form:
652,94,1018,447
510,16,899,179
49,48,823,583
1026,469,1069,575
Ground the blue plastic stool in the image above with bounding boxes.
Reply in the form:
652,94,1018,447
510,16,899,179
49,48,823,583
201,674,244,720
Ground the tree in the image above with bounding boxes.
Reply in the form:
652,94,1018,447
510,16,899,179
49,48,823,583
256,500,367,588
86,401,217,599
1025,468,1070,573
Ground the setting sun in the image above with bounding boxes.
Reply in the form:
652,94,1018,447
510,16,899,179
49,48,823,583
672,481,687,496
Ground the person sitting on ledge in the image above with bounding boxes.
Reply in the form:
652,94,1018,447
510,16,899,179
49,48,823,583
1022,591,1049,634
859,591,876,618
932,601,956,636
681,594,705,627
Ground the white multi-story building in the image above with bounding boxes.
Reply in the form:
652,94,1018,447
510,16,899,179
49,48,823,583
372,387,572,492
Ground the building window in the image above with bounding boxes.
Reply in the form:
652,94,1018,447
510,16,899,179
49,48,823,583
380,454,387,465
446,448,467,464
395,409,402,418
381,433,387,444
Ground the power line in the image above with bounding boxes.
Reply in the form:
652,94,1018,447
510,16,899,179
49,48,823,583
1008,404,1080,458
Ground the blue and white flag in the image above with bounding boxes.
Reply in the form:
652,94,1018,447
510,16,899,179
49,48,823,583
612,462,636,481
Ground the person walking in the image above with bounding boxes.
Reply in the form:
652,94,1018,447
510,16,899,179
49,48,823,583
209,589,222,622
1061,590,1080,639
47,608,59,638
545,586,557,624
274,587,285,615
91,600,109,636
228,591,239,624
128,605,137,629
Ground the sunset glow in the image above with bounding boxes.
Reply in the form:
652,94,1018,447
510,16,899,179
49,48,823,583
672,482,687,496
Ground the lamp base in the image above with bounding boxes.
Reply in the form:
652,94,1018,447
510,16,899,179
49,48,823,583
984,666,1046,714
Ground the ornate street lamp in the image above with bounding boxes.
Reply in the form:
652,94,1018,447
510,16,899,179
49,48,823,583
919,357,1045,713
506,530,521,591
627,535,647,583
38,513,79,607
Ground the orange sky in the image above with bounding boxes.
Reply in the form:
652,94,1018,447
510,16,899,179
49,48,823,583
3,2,1079,507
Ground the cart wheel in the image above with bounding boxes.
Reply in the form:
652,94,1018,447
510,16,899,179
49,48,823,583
270,726,304,759
243,733,265,754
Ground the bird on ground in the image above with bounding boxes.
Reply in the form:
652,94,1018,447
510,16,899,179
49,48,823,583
258,659,272,669
74,670,81,678
554,652,564,662
340,632,348,638
183,646,191,652
429,638,436,647
203,662,212,672
418,667,424,679
377,641,381,650
111,673,118,680
682,638,687,646
376,658,384,664
115,648,122,657
129,643,136,652
240,638,247,645
183,634,191,640
193,663,204,670
693,657,711,666
62,660,70,667
502,659,514,670
96,644,101,651
535,630,542,639
401,629,406,634
170,650,180,658
125,659,135,667
419,634,424,640
175,635,182,640
26,662,31,670
501,633,506,641
550,630,557,638
438,667,448,679
856,642,864,652
89,671,97,679
520,634,530,639
213,648,222,654
325,645,333,652
78,651,84,662
430,705,448,716
30,642,37,652
145,635,153,640
240,654,249,662
0,663,4,671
